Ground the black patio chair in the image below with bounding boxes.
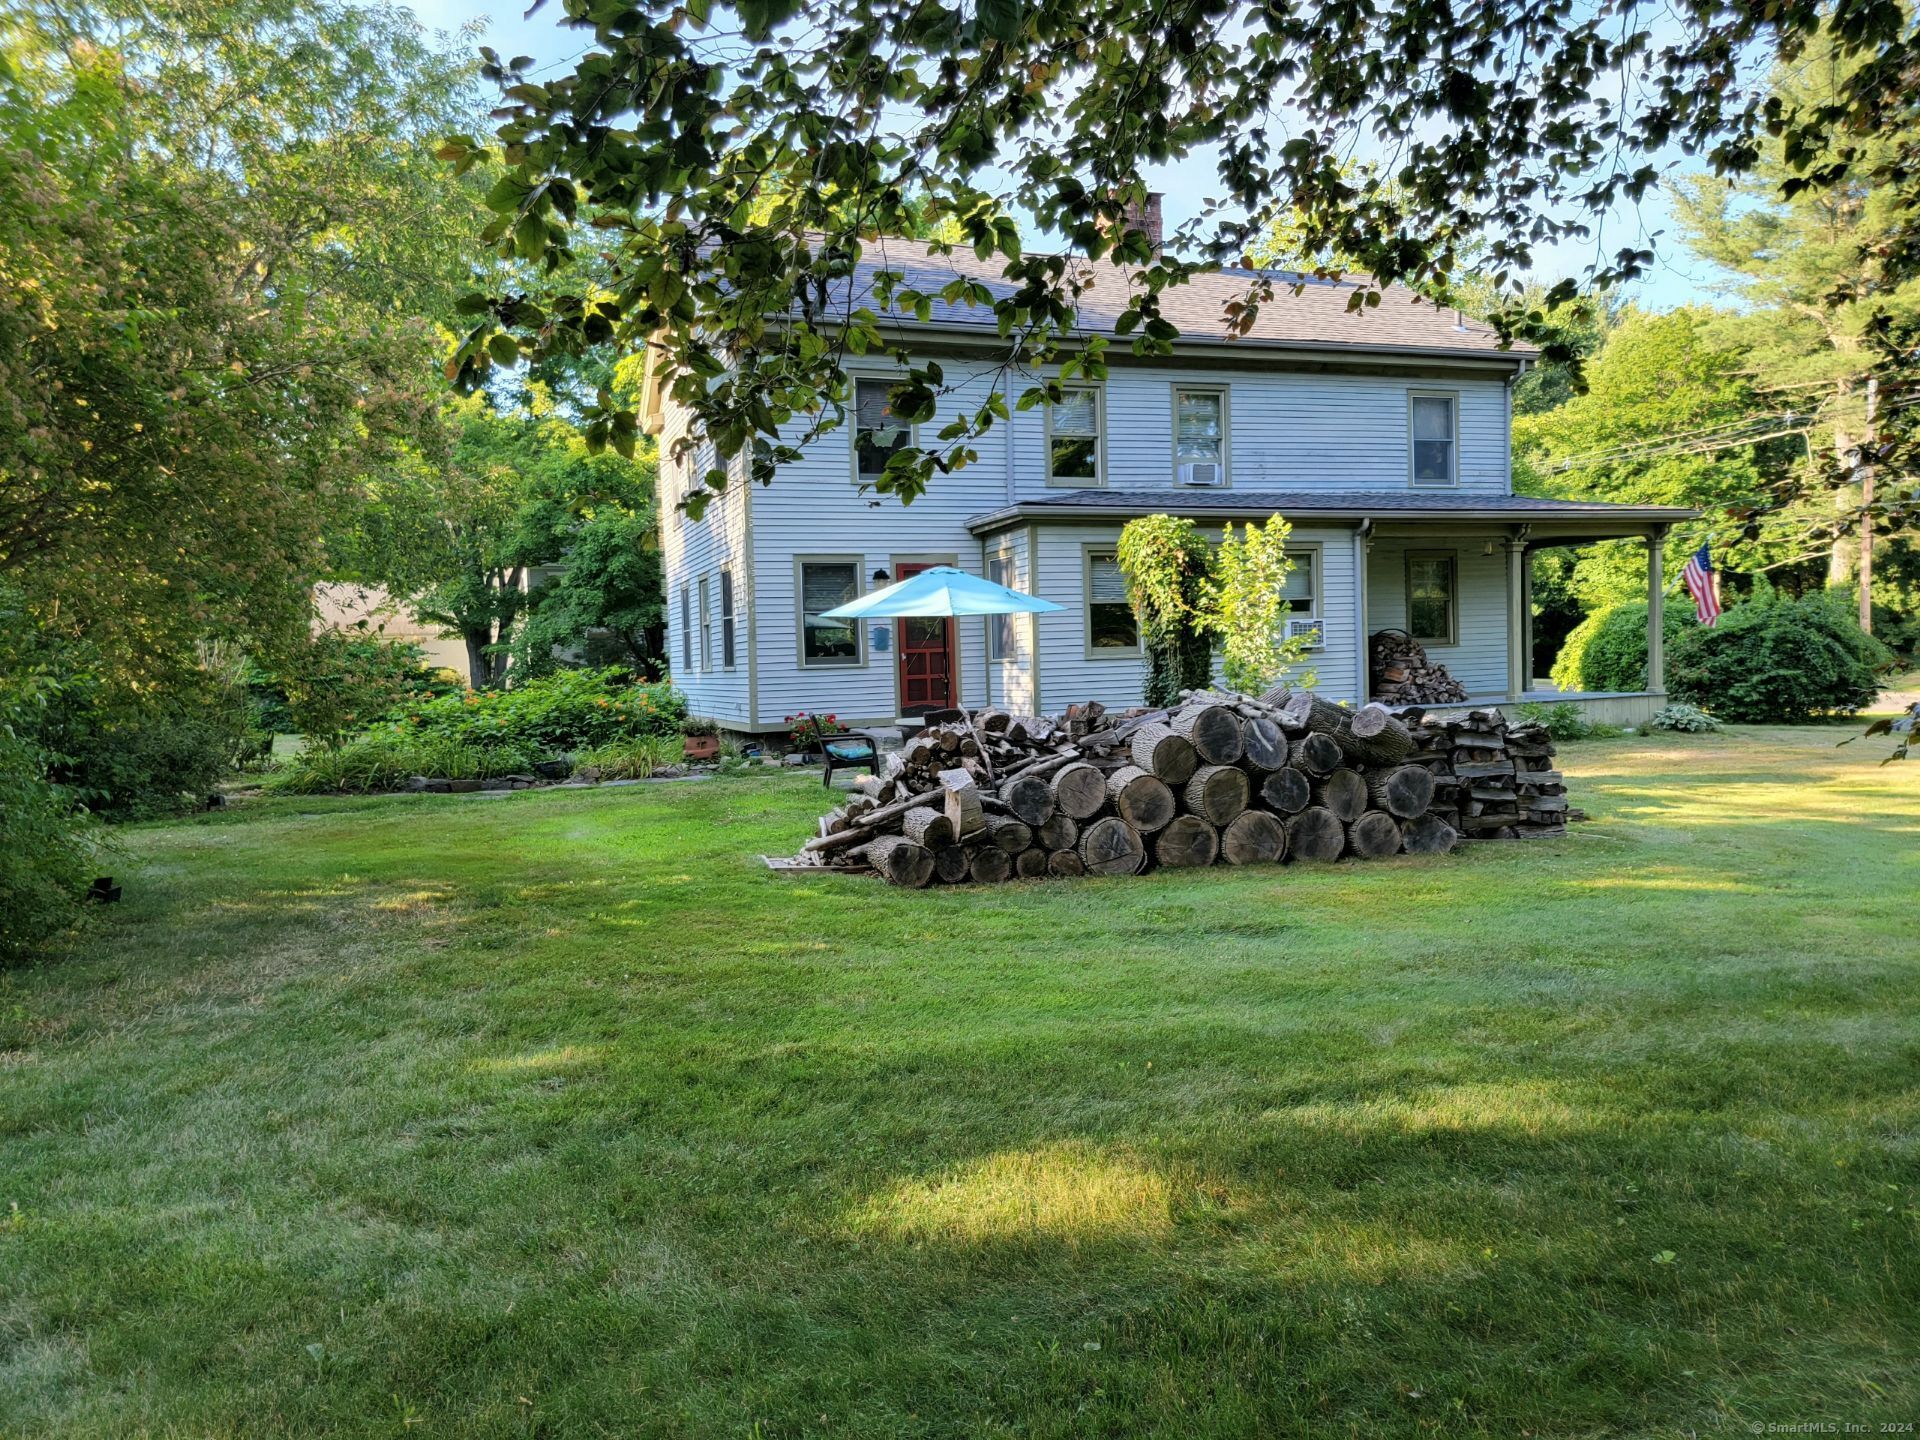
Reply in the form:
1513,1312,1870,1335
799,714,879,787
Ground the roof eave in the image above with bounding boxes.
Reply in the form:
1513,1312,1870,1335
964,498,1698,536
764,313,1537,368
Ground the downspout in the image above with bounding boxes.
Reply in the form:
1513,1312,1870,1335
1355,518,1373,704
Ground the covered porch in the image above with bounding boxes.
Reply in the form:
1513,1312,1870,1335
1359,511,1695,723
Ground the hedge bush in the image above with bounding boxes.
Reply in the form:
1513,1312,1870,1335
1668,590,1891,723
395,668,685,751
266,734,548,794
1550,601,1694,694
0,665,96,962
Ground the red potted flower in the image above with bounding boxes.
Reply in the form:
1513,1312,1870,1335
682,715,721,762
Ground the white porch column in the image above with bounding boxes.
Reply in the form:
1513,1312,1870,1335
1646,526,1668,695
1504,532,1529,701
1354,521,1372,703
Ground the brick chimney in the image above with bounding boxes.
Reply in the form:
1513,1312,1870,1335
1122,191,1163,252
1101,190,1164,254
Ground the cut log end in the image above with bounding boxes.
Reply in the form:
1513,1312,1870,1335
1221,809,1287,865
1346,811,1404,859
1078,816,1146,875
1184,763,1251,826
1154,814,1218,868
1286,806,1346,863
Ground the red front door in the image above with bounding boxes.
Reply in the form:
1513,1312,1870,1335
894,562,956,715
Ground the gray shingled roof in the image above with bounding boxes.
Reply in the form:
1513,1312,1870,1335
965,490,1696,535
823,235,1533,361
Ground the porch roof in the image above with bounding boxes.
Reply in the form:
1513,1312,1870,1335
964,489,1697,537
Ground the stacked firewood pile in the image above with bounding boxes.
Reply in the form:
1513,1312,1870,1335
1403,707,1579,839
1370,629,1469,704
788,686,1571,886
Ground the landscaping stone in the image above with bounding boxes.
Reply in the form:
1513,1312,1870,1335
446,778,482,793
480,779,513,791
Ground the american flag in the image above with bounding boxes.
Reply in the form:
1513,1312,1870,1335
1680,541,1722,628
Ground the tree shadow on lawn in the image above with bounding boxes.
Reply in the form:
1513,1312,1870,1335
341,1014,1920,1440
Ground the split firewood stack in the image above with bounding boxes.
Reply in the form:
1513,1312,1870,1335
1401,707,1580,839
788,687,1579,886
1369,629,1469,705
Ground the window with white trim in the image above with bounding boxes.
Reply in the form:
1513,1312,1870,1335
798,559,861,666
1280,549,1322,648
1173,387,1227,486
1085,550,1138,653
1046,387,1101,486
1406,551,1457,644
1409,393,1457,486
719,568,736,669
854,378,910,485
698,575,713,672
679,582,691,672
986,553,1016,659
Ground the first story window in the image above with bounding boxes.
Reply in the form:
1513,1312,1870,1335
854,378,910,485
1085,549,1138,653
1409,393,1457,486
1280,548,1322,647
986,553,1017,659
679,582,692,672
698,575,713,672
799,558,861,666
719,568,736,669
1046,387,1101,486
1406,551,1457,644
1173,386,1227,486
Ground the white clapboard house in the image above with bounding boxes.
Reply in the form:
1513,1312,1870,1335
644,222,1693,734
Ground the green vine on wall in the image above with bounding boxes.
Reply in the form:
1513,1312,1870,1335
1116,515,1215,706
1117,512,1318,703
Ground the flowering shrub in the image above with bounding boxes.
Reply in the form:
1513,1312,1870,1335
395,668,686,750
785,711,843,746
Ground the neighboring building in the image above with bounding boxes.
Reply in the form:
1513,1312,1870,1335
644,224,1692,733
312,582,467,676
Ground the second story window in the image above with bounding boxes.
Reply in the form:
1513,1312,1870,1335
1173,387,1228,487
854,379,909,485
1046,387,1101,486
1410,393,1457,486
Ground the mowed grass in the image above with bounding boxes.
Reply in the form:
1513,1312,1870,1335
3,729,1917,1438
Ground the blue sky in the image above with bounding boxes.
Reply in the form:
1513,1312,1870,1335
405,0,1731,311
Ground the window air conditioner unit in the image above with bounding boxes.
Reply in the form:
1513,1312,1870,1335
1177,461,1224,487
1287,617,1323,646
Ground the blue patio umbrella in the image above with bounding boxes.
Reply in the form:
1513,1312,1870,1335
820,565,1062,710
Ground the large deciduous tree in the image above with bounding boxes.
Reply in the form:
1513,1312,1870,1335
446,0,1920,514
340,395,660,688
0,0,488,684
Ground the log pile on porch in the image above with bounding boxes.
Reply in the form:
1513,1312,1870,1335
1369,629,1469,705
788,689,1577,885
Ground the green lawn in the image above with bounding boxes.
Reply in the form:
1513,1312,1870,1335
3,728,1917,1438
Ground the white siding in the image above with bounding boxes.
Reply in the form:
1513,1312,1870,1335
1023,367,1511,498
1365,536,1511,697
746,360,1013,726
659,399,753,727
1027,521,1364,710
658,352,1518,728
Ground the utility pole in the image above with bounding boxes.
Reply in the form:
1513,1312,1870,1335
1859,374,1878,633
